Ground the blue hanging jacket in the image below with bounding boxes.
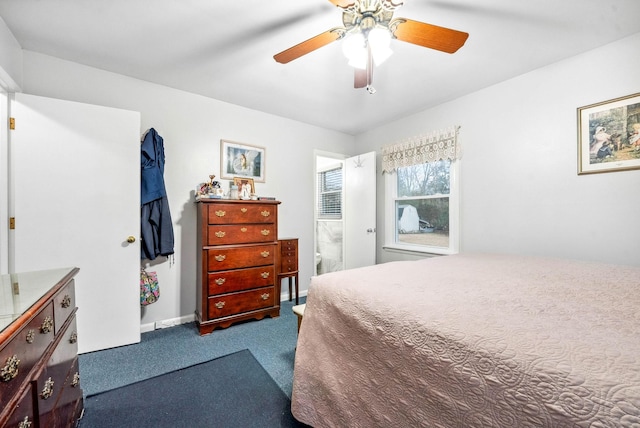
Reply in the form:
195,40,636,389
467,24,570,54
140,128,174,259
141,128,167,204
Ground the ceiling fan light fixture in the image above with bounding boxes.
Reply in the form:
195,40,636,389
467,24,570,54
342,32,367,68
368,27,393,65
343,28,392,69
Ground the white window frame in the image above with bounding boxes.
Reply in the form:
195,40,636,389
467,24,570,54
317,165,343,220
384,160,460,255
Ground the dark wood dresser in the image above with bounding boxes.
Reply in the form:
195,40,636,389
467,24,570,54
0,267,83,428
196,200,281,335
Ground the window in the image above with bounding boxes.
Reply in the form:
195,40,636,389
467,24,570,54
382,127,460,255
317,166,342,219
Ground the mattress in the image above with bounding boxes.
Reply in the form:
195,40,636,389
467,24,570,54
291,253,640,427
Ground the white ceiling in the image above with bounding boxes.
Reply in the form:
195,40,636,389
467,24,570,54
1,0,639,135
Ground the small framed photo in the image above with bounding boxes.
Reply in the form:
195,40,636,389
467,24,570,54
577,92,640,175
233,177,255,193
220,140,265,182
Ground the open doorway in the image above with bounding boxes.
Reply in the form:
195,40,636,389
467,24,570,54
314,150,377,276
314,152,345,276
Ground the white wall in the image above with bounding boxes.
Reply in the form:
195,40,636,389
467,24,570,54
0,16,22,91
20,51,355,329
356,32,640,267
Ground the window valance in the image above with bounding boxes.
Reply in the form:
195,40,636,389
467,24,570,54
381,126,461,174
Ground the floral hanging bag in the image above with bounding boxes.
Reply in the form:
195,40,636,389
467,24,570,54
140,268,160,305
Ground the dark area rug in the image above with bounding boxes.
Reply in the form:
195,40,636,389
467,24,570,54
78,349,306,427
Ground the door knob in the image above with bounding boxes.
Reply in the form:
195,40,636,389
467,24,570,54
127,236,136,243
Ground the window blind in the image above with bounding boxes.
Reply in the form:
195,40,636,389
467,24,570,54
317,167,342,219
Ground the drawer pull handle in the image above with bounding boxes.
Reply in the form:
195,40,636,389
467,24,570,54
215,210,226,217
240,227,247,233
261,229,270,236
214,254,226,262
72,372,80,388
1,355,20,382
18,416,32,428
41,377,54,400
214,278,226,285
61,294,72,308
215,301,225,309
261,210,270,217
215,231,226,238
70,331,78,344
261,293,270,301
41,316,53,334
261,272,270,279
260,251,270,257
26,329,35,344
241,208,248,213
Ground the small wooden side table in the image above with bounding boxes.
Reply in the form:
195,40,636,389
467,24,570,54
278,238,299,305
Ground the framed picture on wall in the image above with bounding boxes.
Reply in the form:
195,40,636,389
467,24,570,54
220,140,265,182
578,92,640,175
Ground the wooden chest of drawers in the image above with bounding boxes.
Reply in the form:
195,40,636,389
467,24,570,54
0,268,83,428
278,238,299,305
196,200,281,335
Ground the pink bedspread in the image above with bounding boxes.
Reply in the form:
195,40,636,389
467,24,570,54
291,253,640,427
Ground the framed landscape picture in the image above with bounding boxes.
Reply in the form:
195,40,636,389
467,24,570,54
220,140,265,182
577,92,640,175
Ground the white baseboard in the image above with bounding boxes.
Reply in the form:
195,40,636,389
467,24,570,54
140,291,308,333
279,289,308,303
140,314,195,333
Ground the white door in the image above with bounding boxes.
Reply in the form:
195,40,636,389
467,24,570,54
344,151,376,269
11,93,141,353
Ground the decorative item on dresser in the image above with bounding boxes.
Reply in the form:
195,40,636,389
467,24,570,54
196,199,282,335
0,267,83,428
278,238,299,305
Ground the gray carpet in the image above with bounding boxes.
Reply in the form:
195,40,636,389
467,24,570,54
79,297,305,399
78,349,305,427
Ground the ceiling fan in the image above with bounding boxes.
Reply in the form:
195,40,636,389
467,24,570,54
273,0,469,93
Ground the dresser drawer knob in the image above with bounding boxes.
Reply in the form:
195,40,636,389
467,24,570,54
26,329,35,344
215,210,226,217
241,208,248,213
70,331,78,344
61,294,72,308
240,227,247,233
215,301,225,309
215,231,226,238
18,416,32,428
71,372,80,387
214,254,226,262
41,316,53,334
261,229,270,236
40,377,54,400
261,272,270,279
261,293,270,301
261,210,270,217
260,251,270,258
1,355,20,382
214,278,226,285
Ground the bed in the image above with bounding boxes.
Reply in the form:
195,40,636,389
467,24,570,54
291,253,640,427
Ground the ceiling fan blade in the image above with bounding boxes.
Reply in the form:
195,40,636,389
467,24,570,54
274,28,345,64
328,0,355,8
354,68,367,88
390,18,468,53
354,45,373,89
